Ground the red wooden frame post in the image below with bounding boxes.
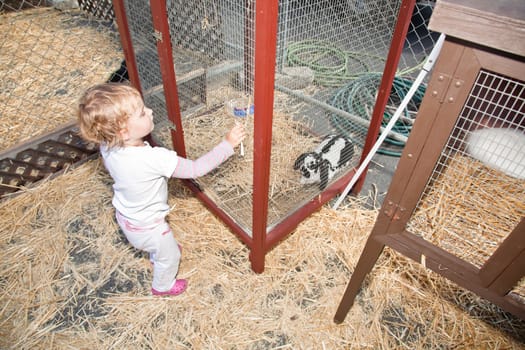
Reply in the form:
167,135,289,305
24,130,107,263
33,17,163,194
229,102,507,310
149,0,186,156
251,0,279,273
352,0,416,194
112,0,141,91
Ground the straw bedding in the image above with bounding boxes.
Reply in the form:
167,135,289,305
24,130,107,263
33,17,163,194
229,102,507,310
409,153,525,263
154,88,361,232
0,159,523,349
2,5,524,350
169,104,323,231
408,153,525,298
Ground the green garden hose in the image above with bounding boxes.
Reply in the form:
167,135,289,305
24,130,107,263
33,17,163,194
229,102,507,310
328,73,426,156
285,40,427,156
286,40,374,87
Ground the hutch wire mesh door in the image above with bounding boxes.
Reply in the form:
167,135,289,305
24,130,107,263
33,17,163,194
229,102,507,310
334,0,525,323
111,0,438,272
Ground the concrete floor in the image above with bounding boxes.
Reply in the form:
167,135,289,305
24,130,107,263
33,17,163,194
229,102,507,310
360,151,400,209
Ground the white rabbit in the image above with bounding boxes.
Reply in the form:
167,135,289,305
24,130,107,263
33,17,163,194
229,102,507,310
294,134,355,190
466,127,525,180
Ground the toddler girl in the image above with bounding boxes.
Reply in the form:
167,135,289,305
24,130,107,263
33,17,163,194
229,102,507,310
78,83,246,296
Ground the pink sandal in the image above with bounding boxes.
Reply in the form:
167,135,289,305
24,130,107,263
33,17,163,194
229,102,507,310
151,279,188,296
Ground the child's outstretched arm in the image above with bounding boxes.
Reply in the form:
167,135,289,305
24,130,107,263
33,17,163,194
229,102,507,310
225,123,246,148
171,124,246,179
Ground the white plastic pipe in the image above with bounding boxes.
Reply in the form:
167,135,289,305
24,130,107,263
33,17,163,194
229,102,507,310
332,33,446,210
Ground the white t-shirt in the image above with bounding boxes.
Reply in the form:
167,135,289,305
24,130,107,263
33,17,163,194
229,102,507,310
100,140,233,225
101,143,178,225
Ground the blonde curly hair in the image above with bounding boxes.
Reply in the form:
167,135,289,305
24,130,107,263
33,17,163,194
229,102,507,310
78,83,143,148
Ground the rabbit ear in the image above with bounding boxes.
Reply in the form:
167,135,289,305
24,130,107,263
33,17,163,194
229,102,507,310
293,152,312,170
293,153,307,170
319,159,330,190
340,140,355,166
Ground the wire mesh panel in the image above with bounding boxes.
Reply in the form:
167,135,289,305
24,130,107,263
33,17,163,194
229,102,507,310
126,0,440,235
161,0,258,233
78,0,114,21
0,1,123,151
120,1,166,125
408,70,525,268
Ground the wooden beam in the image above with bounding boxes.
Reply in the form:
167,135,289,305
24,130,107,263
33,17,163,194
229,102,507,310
429,0,525,56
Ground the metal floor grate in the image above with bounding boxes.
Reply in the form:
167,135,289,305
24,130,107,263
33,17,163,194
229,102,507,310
0,124,98,199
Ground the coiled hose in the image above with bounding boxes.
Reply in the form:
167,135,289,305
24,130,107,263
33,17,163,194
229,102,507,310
286,40,426,156
329,73,426,156
286,40,374,87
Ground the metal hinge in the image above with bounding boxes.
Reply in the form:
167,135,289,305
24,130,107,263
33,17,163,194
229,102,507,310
153,30,163,42
428,73,450,103
383,200,406,221
428,72,464,104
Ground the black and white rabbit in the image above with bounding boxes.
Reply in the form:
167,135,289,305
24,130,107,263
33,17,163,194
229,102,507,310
294,134,355,190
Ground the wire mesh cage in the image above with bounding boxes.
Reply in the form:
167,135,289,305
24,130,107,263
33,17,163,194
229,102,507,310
408,70,525,268
334,1,525,321
1,0,440,268
0,1,126,197
0,1,123,152
114,0,440,271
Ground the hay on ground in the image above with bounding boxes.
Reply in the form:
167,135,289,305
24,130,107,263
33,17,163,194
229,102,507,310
0,159,523,349
1,7,524,350
408,153,525,299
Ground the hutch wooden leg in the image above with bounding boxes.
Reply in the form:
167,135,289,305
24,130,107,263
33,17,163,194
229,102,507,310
334,239,385,324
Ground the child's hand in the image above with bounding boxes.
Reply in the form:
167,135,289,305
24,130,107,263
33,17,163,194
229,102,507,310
225,123,247,148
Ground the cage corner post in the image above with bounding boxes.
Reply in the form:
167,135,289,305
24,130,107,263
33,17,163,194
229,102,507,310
149,0,186,156
250,0,279,273
112,0,141,92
